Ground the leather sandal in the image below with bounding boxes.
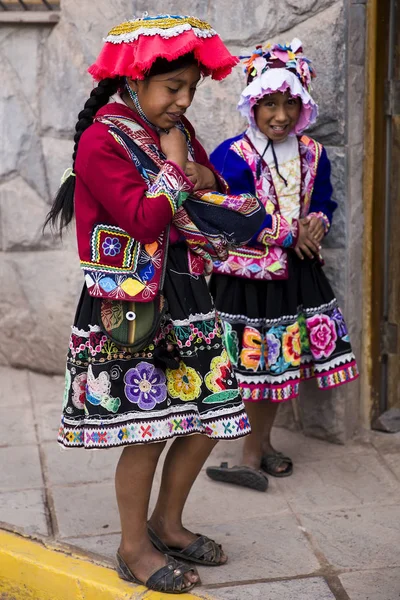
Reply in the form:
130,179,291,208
206,461,269,492
148,525,226,567
261,452,293,478
116,551,197,594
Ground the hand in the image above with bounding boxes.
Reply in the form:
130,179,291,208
184,161,217,191
159,127,188,169
294,218,321,260
308,216,325,244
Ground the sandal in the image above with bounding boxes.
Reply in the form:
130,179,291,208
261,452,293,478
116,551,197,594
206,462,268,492
148,525,226,567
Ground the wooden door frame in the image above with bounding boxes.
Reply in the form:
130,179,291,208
362,0,392,426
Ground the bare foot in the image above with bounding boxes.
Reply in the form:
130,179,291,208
118,537,200,589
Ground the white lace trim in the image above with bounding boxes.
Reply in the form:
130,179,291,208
171,310,216,326
105,24,217,44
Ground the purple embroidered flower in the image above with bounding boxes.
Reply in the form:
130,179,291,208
124,362,167,410
267,333,281,366
102,237,122,257
331,307,348,338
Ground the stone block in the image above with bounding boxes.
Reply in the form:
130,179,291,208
42,136,74,200
0,25,49,118
63,533,119,563
182,462,290,528
271,426,377,462
0,177,53,251
349,4,366,66
340,568,400,600
52,482,120,538
43,442,121,486
0,250,82,374
33,394,62,443
301,504,400,570
278,453,400,513
0,367,30,407
0,489,48,536
39,21,90,135
348,66,366,146
209,578,336,600
61,0,133,61
0,50,47,199
0,404,36,447
193,515,319,584
298,381,347,443
0,445,43,490
324,147,347,249
321,247,347,309
382,453,400,481
29,372,65,406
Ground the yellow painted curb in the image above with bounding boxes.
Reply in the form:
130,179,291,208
0,530,216,600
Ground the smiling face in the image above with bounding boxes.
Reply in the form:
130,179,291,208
127,64,201,130
254,90,301,142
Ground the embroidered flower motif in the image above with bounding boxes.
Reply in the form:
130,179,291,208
166,362,202,402
205,350,232,393
221,322,239,366
124,362,167,410
306,314,337,359
330,307,348,338
102,236,122,257
266,333,281,366
240,326,268,371
72,372,87,410
282,322,301,366
86,366,121,412
298,313,310,353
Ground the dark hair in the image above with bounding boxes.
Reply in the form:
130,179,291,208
44,77,122,234
146,53,198,77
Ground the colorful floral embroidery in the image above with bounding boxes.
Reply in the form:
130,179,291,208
86,367,121,412
102,236,122,257
222,322,239,366
298,313,310,353
266,332,281,366
72,372,87,410
124,362,167,410
205,350,231,392
306,313,337,359
166,362,202,401
240,326,268,371
282,322,301,366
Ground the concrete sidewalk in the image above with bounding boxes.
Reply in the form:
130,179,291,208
1,365,400,599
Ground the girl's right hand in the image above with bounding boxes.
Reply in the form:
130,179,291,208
160,128,188,170
295,219,321,260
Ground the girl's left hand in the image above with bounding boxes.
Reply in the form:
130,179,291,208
307,216,325,244
185,161,217,191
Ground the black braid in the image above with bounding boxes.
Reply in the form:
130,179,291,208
44,77,122,235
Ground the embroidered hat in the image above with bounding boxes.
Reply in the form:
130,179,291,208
238,38,318,134
88,13,239,81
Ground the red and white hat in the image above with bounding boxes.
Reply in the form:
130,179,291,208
88,14,238,82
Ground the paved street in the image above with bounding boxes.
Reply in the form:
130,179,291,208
1,366,400,599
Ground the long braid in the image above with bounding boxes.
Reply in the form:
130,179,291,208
44,77,122,235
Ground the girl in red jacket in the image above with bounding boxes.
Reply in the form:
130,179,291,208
46,14,263,594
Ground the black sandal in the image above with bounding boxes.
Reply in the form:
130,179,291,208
116,551,197,594
148,525,226,567
261,452,293,478
206,461,269,492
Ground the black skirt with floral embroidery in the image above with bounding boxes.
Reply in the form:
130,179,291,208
59,244,250,449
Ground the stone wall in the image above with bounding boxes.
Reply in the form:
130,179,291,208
0,1,365,440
